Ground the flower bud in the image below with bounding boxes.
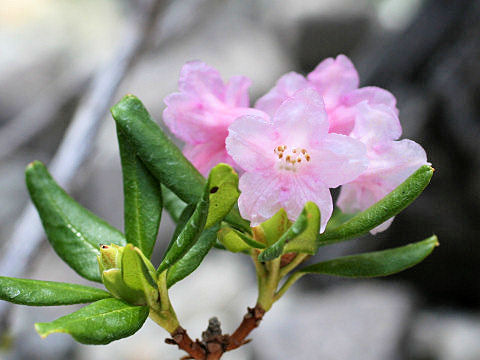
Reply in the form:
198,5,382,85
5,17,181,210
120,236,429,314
97,244,158,306
98,244,124,273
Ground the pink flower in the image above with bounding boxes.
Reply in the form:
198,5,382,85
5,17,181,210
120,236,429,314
163,61,264,175
226,88,368,231
337,139,430,234
256,54,428,233
255,55,400,136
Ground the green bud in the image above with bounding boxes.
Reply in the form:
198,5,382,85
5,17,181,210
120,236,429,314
97,244,158,307
97,244,124,273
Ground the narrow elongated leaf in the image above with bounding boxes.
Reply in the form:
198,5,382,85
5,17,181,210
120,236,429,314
319,165,434,245
117,129,162,259
284,202,321,254
26,162,126,282
157,180,210,273
258,203,312,262
35,298,148,345
111,95,249,232
0,277,111,306
111,95,204,204
300,235,438,277
167,224,220,288
162,185,187,223
204,164,239,229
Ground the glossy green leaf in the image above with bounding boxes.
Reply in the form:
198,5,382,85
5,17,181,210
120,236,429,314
319,165,434,245
162,185,187,223
167,224,220,288
0,277,111,306
205,164,239,229
258,209,289,246
300,235,438,277
284,202,321,254
111,95,204,204
35,298,148,345
121,244,158,306
258,203,311,262
157,179,210,273
26,161,126,282
117,129,162,259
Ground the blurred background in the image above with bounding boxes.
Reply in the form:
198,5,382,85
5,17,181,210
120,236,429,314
0,0,479,359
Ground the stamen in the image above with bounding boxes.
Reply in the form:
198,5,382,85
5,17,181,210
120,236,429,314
274,144,311,171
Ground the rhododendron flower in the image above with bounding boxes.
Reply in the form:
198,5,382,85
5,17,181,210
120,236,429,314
337,99,429,233
226,88,368,231
255,54,400,136
163,61,264,175
256,54,428,233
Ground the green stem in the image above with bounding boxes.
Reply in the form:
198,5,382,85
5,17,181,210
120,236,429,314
256,257,281,312
149,271,179,333
279,254,309,278
274,272,304,302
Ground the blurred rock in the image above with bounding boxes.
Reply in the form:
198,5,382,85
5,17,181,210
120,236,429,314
253,282,414,360
407,310,480,360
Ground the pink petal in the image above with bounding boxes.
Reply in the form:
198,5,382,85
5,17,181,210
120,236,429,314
238,172,333,232
163,92,225,144
307,54,359,110
308,133,368,188
237,172,285,226
326,105,357,135
350,102,402,144
183,142,236,176
225,75,252,108
255,72,309,117
370,218,395,235
226,114,277,172
178,60,225,100
282,175,333,232
274,88,329,145
342,86,398,115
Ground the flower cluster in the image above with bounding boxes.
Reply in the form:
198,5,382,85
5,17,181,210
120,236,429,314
163,56,429,233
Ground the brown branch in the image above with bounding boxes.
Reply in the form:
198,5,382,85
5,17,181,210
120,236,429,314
166,305,266,359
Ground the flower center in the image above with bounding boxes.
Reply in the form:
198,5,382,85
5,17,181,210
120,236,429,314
274,145,311,172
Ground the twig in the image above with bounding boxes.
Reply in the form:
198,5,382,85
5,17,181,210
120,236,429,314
166,305,266,359
0,0,166,324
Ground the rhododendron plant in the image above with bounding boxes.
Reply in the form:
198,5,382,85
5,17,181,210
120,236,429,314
0,55,437,360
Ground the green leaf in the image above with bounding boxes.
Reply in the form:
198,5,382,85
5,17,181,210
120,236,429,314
319,165,434,245
0,277,111,306
121,245,158,306
257,209,289,246
162,185,187,223
157,179,210,273
284,202,321,254
258,204,311,262
111,95,204,205
217,227,251,253
26,161,126,282
205,164,239,229
35,298,149,345
166,224,220,288
117,129,162,259
233,228,266,249
300,235,438,277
